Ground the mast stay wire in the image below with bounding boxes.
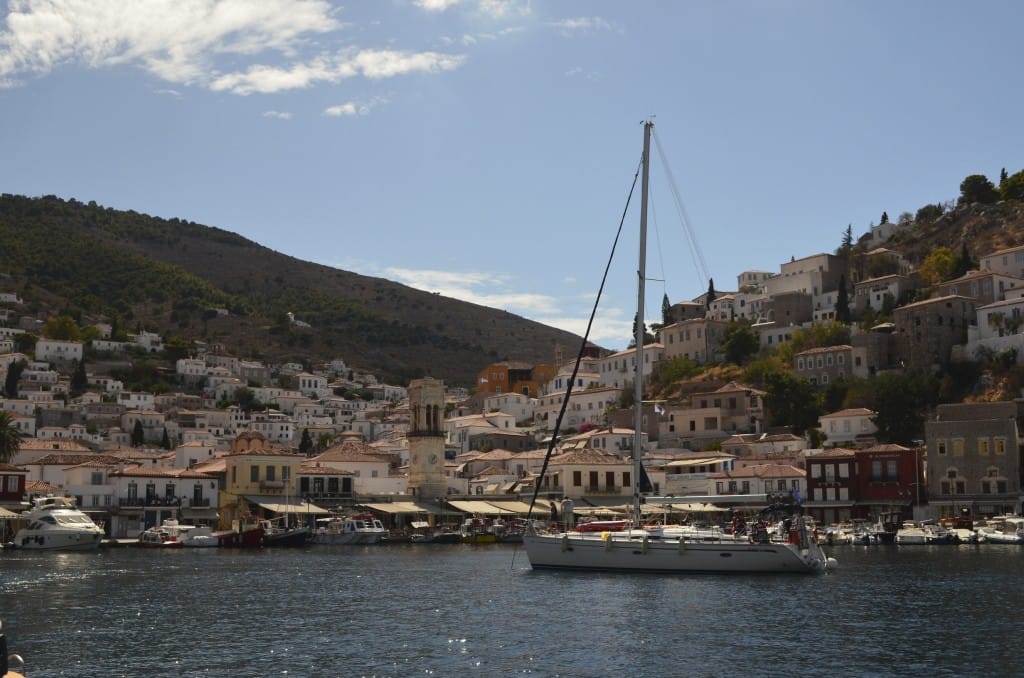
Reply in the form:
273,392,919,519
651,126,710,290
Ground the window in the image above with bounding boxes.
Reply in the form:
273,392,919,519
998,480,1008,493
573,471,582,487
825,466,835,482
937,441,947,456
91,471,103,486
282,466,290,480
872,461,883,481
266,465,276,481
978,439,989,455
741,481,750,493
995,438,1007,455
887,460,898,480
250,466,259,482
952,439,964,456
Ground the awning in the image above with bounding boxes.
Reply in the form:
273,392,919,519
358,502,440,515
447,500,516,515
485,500,544,515
0,507,19,519
247,497,330,514
411,521,430,529
666,457,732,467
643,502,730,513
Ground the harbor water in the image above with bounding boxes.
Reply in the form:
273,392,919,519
3,542,1024,677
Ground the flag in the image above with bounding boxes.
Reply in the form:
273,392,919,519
654,403,665,416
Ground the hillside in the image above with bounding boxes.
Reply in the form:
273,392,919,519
0,194,583,387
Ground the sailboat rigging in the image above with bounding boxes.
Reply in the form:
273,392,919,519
521,121,833,574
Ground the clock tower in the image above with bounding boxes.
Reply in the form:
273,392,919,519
407,377,447,500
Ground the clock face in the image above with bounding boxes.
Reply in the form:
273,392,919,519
429,454,438,465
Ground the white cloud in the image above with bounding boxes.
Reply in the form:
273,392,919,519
385,267,562,316
209,48,464,95
0,1,464,95
323,95,387,117
0,0,339,84
324,102,357,117
478,0,531,19
262,110,292,119
547,16,615,36
413,0,464,11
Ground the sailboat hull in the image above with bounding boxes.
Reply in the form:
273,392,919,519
522,532,828,574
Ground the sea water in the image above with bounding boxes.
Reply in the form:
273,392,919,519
2,543,1023,677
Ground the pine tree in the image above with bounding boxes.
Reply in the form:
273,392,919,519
161,428,171,450
131,420,145,447
841,224,853,250
70,359,88,395
880,211,889,224
661,293,671,325
836,275,851,323
299,428,313,456
706,279,717,308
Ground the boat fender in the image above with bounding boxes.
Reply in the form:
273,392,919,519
641,535,649,554
677,538,686,554
603,533,613,551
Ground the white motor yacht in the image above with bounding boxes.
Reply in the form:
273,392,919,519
13,495,104,551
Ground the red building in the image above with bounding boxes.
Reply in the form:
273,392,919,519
0,462,29,541
805,445,925,526
852,444,925,522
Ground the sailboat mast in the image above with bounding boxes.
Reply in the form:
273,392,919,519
632,120,652,525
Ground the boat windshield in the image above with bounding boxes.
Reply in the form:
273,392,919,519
55,514,95,525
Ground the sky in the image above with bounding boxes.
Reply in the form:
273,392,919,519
2,1,1023,353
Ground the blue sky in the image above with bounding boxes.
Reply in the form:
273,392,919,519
2,1,1022,352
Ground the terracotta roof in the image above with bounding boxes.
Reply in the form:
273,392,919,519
709,464,804,479
550,449,629,466
110,467,216,479
820,408,875,418
299,463,354,476
16,439,92,452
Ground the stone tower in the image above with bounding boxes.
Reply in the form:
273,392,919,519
407,377,447,500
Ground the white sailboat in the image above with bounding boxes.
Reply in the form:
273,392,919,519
522,121,833,574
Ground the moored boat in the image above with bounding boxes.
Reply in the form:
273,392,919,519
12,495,104,551
521,121,832,575
259,517,310,547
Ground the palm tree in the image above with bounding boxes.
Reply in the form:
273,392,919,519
0,410,22,464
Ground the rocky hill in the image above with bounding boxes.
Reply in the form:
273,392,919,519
0,194,583,387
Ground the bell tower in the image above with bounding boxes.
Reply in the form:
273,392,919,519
407,377,447,500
